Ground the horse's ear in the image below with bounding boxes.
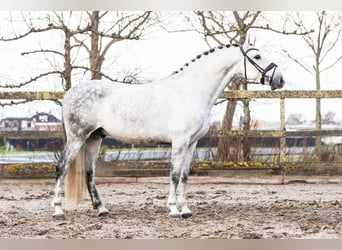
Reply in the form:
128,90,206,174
247,35,256,46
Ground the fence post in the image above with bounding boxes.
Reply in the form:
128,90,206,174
280,97,286,184
315,97,322,160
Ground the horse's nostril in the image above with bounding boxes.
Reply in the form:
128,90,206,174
280,77,285,84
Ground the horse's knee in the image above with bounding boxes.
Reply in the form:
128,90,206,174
171,172,180,184
171,168,186,184
171,169,188,184
181,172,188,183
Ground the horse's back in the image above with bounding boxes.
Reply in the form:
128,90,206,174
62,79,205,143
62,80,166,139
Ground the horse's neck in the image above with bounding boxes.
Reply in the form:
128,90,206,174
171,48,240,109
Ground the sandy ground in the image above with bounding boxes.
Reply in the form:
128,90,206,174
0,177,342,239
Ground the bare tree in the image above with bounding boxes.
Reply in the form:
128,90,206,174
73,11,155,81
282,11,342,157
1,12,75,90
0,11,157,90
194,11,310,162
195,11,262,162
287,112,304,125
322,111,336,124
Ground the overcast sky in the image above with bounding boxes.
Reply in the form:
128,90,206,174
1,11,342,127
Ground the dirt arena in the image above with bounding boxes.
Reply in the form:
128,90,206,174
1,177,342,239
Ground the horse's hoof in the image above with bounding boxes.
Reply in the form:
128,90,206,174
168,205,181,218
98,207,109,217
180,206,192,218
53,213,66,220
169,212,181,218
181,212,192,218
98,211,109,217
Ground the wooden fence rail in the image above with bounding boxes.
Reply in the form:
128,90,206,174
1,90,342,179
2,129,341,139
1,90,342,100
2,90,342,138
0,131,63,138
2,90,342,144
0,91,65,100
221,90,342,99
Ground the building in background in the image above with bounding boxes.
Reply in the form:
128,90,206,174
0,112,62,131
0,112,62,151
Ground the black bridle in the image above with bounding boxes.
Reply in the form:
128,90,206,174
239,45,278,85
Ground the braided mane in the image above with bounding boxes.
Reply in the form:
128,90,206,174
171,44,239,75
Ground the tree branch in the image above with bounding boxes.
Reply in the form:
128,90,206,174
281,48,312,74
321,54,342,72
72,66,117,81
72,35,90,53
0,100,30,107
21,49,64,57
320,27,342,63
0,71,62,88
0,25,63,42
196,11,224,45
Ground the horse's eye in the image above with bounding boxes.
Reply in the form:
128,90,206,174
254,55,261,60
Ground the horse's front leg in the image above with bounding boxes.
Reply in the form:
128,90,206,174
177,141,197,218
167,140,197,218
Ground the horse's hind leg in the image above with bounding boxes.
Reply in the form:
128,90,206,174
85,131,109,216
52,137,84,220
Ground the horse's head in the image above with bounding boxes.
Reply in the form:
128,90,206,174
239,43,285,90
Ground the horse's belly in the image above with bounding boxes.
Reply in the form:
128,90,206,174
103,126,171,145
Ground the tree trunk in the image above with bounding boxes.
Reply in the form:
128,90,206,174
90,11,103,80
214,27,252,162
242,81,251,161
63,31,72,90
315,63,322,159
215,99,238,161
215,79,245,162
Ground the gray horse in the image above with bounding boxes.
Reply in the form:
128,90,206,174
52,43,285,220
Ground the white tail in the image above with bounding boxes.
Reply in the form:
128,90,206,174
64,145,87,204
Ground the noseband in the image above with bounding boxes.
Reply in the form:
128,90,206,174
239,46,278,85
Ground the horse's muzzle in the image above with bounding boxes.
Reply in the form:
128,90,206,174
271,76,285,90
